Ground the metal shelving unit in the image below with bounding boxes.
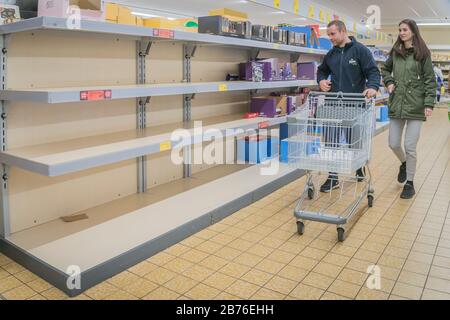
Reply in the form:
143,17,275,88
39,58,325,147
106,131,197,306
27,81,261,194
0,80,317,104
0,16,325,297
0,114,288,176
0,16,329,56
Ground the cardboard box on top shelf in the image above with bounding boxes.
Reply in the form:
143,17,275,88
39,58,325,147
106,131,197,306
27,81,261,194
117,5,135,25
144,17,198,32
0,3,21,25
209,8,247,22
38,0,105,21
105,2,119,21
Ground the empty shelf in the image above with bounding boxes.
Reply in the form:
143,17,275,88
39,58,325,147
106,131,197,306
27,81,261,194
0,114,287,176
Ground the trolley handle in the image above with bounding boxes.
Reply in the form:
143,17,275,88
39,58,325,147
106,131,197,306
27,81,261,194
308,91,375,103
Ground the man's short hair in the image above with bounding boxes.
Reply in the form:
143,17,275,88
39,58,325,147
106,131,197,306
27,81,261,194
327,20,347,32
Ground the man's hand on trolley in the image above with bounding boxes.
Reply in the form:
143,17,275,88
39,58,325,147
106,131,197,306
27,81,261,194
319,80,332,92
363,88,378,99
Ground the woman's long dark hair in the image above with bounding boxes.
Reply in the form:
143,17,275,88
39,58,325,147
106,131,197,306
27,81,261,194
390,19,430,61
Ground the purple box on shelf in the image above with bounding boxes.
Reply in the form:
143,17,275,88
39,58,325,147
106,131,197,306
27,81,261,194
281,63,297,81
239,62,266,82
257,58,282,81
297,62,318,81
251,96,294,118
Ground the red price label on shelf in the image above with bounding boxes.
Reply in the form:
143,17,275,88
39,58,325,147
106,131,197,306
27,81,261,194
80,90,112,101
258,121,269,129
153,29,175,39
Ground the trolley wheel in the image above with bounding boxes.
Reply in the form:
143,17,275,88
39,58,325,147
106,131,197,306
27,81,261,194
297,221,305,235
368,195,374,208
308,187,315,200
337,228,345,242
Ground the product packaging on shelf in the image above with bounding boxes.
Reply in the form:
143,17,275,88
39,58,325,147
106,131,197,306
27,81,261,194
38,0,105,21
0,3,20,24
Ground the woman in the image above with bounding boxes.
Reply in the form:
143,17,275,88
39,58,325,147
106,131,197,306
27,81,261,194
381,19,436,199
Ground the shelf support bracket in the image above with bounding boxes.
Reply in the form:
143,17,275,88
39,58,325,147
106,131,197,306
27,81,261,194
290,53,301,63
249,48,260,61
182,44,197,178
136,40,152,194
0,34,10,238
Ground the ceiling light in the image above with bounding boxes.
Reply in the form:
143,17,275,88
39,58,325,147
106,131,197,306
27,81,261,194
417,22,450,26
131,12,160,18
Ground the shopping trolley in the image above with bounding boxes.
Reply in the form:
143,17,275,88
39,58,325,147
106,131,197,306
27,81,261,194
287,92,376,241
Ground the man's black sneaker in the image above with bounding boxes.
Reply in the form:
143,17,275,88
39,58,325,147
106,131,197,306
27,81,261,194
320,176,340,193
398,162,407,183
400,182,415,199
356,167,366,182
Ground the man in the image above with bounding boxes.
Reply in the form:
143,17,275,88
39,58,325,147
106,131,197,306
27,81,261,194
316,20,381,193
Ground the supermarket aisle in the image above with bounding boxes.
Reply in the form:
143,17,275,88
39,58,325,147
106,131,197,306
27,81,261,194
0,109,449,300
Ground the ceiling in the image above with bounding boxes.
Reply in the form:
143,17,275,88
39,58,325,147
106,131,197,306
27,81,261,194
312,0,450,25
111,0,450,26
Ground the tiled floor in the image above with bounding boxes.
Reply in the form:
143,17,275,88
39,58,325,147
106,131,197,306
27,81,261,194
0,108,449,300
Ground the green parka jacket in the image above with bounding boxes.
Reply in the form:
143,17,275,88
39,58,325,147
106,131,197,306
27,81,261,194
381,48,436,121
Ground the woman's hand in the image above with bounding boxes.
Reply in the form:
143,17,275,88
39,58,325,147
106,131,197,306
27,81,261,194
425,107,433,117
387,84,395,94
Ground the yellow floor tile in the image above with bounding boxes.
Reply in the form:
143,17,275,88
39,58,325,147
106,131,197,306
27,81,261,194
147,252,176,266
255,259,285,274
180,236,205,248
225,280,260,299
313,262,343,278
213,292,241,300
251,288,285,300
248,244,274,258
196,240,224,254
180,249,210,264
422,289,450,300
0,254,13,267
0,276,23,294
338,269,368,286
142,287,179,300
41,287,68,300
2,285,36,300
391,282,423,300
402,260,431,275
263,276,297,295
425,277,450,294
220,262,251,279
27,278,53,293
14,270,38,284
164,275,198,295
290,283,324,300
84,282,118,300
214,246,242,261
277,265,309,283
241,269,273,287
320,292,350,300
107,271,140,288
184,283,220,300
164,244,191,257
2,263,25,275
356,287,389,300
429,265,450,281
289,256,320,271
397,271,427,287
103,290,137,300
128,261,159,277
164,258,194,274
198,256,229,271
144,268,177,285
302,272,335,291
183,265,215,282
27,294,47,300
327,279,361,299
233,253,264,268
203,273,237,291
265,251,296,265
123,279,158,298
0,267,9,280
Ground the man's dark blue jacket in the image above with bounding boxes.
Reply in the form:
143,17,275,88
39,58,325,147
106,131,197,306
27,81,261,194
317,37,381,93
